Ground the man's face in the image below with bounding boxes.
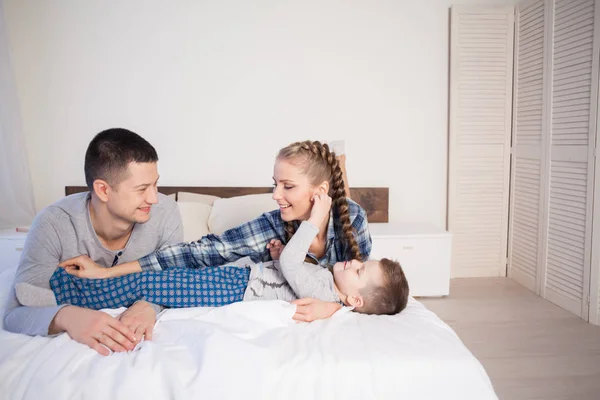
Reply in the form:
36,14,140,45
106,162,159,224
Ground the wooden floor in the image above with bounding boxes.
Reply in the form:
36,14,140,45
420,278,600,400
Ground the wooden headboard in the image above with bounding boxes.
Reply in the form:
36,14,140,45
65,186,389,223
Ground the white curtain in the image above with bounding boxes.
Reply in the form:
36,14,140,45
0,3,35,229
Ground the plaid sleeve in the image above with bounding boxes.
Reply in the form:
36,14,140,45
138,211,285,271
349,201,372,261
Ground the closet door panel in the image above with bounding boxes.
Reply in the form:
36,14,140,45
509,0,547,292
449,6,515,277
545,0,598,319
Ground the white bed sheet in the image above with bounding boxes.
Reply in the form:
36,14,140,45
0,266,497,400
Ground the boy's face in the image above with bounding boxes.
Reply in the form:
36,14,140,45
332,259,383,305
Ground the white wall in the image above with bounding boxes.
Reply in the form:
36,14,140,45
3,0,518,228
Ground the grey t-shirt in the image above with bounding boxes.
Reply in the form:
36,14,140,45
3,191,183,336
243,221,341,304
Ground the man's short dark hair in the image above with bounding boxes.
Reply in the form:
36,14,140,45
84,128,158,190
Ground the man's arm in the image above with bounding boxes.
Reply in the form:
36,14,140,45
3,210,136,356
4,211,71,335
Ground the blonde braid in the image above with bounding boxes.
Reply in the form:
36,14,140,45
284,221,296,243
299,141,362,261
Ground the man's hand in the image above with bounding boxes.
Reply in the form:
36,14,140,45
266,239,285,260
119,300,157,344
291,298,342,322
59,255,109,279
49,305,136,356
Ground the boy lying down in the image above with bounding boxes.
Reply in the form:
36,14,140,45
19,202,409,318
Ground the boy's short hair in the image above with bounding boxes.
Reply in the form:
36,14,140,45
84,128,158,190
356,258,409,315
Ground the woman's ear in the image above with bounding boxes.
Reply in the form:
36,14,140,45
319,181,330,194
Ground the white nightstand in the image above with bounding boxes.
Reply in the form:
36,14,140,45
368,223,451,297
0,229,28,274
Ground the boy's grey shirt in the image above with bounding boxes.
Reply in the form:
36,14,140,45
243,221,341,303
3,192,183,336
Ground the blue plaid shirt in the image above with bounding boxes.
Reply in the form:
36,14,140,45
139,198,372,272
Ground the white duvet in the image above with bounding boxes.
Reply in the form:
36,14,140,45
0,268,497,400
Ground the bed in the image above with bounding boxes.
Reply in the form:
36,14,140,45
0,186,497,399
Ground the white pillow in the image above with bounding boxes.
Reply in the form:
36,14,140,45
178,192,219,205
0,267,17,330
176,192,221,242
208,193,278,235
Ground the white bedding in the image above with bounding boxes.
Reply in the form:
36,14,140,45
0,266,497,399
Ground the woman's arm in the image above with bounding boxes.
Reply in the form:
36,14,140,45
292,298,342,322
60,212,286,279
59,256,142,278
138,211,284,271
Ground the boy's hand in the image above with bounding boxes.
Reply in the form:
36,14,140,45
266,239,285,260
308,193,332,227
59,255,109,279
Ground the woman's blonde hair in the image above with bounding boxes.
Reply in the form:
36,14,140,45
277,140,361,260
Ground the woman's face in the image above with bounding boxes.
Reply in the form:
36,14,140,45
272,159,318,221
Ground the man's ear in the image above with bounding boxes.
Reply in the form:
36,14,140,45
347,294,364,308
92,179,110,203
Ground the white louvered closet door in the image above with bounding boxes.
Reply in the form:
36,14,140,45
508,0,548,292
448,6,514,277
544,0,599,318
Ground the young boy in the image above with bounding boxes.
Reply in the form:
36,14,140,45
39,197,409,317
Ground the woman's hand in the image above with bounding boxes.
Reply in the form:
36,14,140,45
59,255,110,279
308,193,332,227
291,297,342,322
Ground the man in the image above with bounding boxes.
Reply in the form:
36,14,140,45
4,128,182,356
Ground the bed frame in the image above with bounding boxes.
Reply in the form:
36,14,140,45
65,186,389,223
